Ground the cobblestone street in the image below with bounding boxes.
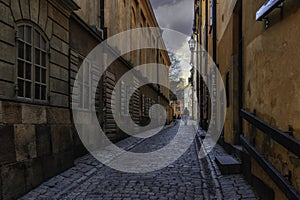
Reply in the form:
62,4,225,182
21,122,259,200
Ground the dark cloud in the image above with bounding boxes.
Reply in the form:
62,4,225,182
150,0,188,9
150,0,194,35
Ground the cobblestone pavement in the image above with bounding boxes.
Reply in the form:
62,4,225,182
21,122,259,200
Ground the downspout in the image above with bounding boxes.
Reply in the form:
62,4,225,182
205,0,208,51
100,0,107,132
198,0,203,128
212,0,218,130
100,0,107,39
238,0,243,136
204,0,209,129
212,0,217,64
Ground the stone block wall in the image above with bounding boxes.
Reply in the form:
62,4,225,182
0,0,82,199
0,102,76,199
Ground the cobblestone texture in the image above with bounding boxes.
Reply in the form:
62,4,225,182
20,122,259,200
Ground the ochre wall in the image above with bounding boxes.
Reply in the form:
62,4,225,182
215,0,300,198
218,16,234,144
243,0,300,196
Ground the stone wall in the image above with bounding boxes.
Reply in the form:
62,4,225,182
0,0,171,198
0,101,75,199
0,0,81,199
74,0,171,103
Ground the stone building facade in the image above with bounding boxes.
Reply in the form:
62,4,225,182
74,0,171,129
0,0,170,199
0,0,80,199
193,0,300,199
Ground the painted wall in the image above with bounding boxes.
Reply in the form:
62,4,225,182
215,0,300,198
242,0,300,197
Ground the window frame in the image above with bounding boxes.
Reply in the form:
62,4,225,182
77,58,92,111
16,22,49,104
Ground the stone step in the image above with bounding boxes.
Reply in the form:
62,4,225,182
215,155,242,175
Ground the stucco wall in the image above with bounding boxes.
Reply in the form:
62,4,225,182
243,0,300,195
214,0,300,198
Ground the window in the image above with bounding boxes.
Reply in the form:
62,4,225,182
17,24,47,101
78,61,91,110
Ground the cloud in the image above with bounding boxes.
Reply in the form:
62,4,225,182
150,0,194,80
150,0,194,35
151,0,188,9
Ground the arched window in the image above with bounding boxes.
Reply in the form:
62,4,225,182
17,24,47,101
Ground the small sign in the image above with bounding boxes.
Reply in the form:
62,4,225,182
256,0,283,21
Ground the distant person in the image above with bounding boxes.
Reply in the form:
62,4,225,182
177,114,181,119
183,107,190,125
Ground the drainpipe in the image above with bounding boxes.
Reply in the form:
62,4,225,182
212,0,217,64
205,0,208,51
238,0,243,136
198,1,203,128
100,0,107,39
203,0,208,129
212,0,218,130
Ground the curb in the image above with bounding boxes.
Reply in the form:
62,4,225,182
194,126,223,199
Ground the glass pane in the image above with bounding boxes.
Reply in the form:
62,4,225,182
35,84,40,99
41,52,46,66
18,41,24,59
34,30,40,48
79,84,83,108
25,44,31,61
18,60,24,78
35,67,40,82
35,49,40,64
17,79,24,97
25,63,31,79
25,81,31,98
41,38,46,50
41,68,46,83
84,86,89,109
84,65,89,84
25,26,31,43
18,26,24,40
41,85,46,100
78,68,83,82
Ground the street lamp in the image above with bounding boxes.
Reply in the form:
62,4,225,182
188,37,196,52
188,36,197,120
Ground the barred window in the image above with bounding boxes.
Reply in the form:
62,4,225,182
17,24,47,101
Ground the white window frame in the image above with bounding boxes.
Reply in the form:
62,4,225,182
16,23,48,103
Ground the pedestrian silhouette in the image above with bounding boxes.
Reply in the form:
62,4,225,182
183,107,190,125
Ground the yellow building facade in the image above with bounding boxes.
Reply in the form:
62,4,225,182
194,0,300,199
74,0,170,100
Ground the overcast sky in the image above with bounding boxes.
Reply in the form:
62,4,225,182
150,0,194,36
150,0,194,81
